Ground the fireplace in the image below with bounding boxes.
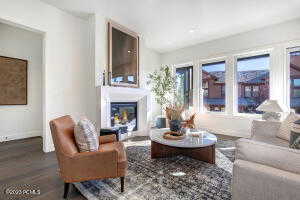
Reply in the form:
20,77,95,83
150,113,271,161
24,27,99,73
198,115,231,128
100,86,150,138
111,102,138,133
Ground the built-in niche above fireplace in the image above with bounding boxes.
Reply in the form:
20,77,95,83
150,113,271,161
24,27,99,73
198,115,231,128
111,102,138,133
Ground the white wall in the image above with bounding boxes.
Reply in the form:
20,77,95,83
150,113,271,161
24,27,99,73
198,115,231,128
162,18,300,137
0,22,43,141
0,0,160,151
139,39,162,119
90,14,161,130
0,0,93,152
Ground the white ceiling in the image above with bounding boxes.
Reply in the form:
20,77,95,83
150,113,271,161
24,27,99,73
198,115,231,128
41,0,300,53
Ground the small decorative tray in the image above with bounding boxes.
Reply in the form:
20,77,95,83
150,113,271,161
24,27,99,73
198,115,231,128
163,131,186,140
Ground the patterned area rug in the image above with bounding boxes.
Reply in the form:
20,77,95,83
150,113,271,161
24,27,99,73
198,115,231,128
74,136,236,200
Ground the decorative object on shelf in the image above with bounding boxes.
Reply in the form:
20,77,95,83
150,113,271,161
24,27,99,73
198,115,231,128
102,70,106,85
108,20,139,88
147,65,177,128
163,131,185,140
0,56,28,105
290,119,300,149
256,100,284,121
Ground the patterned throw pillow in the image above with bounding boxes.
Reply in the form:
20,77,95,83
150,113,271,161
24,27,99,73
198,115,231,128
277,112,300,141
74,117,99,152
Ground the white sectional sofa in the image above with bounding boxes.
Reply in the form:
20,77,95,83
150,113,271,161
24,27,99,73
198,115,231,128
232,120,300,200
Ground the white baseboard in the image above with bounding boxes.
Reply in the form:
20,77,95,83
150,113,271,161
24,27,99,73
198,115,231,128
0,130,42,142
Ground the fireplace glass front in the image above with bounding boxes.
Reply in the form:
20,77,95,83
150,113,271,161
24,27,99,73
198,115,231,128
111,102,138,133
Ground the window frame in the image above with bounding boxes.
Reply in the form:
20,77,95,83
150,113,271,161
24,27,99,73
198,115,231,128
173,62,194,109
233,49,272,116
172,48,276,119
200,57,227,114
176,66,194,107
286,47,300,110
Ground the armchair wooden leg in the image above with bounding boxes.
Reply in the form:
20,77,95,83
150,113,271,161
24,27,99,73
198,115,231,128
63,182,71,199
120,177,125,193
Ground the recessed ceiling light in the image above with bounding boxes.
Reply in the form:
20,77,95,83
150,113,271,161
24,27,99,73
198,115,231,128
127,50,131,53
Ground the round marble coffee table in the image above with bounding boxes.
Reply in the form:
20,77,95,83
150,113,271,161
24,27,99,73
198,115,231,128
150,128,217,164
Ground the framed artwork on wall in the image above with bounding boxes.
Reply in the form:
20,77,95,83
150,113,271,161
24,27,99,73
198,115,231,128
108,20,139,88
0,56,28,105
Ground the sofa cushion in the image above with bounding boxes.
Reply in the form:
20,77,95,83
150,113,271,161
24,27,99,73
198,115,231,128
232,159,300,200
236,138,300,174
74,117,99,152
277,112,300,141
252,135,289,148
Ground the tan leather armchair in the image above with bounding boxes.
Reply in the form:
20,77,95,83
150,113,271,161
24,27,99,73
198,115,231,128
49,115,127,199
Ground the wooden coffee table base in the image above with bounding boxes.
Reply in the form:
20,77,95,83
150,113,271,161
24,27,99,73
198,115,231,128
151,141,215,164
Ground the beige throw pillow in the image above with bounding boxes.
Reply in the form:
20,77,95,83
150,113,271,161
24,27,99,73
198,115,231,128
74,117,99,152
277,113,300,141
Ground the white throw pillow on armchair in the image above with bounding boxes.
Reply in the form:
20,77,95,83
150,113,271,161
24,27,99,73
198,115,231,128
74,117,99,152
277,112,300,141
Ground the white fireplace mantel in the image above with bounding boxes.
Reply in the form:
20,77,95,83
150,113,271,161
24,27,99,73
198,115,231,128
99,86,152,138
101,86,150,102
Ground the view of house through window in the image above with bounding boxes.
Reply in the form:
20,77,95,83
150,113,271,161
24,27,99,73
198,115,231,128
237,54,270,113
289,51,300,113
176,66,193,107
202,61,226,112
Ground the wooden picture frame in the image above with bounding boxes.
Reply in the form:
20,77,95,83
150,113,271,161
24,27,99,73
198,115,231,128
108,20,139,88
0,56,28,105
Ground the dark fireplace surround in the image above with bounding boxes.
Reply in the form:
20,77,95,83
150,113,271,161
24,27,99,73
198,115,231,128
111,102,138,133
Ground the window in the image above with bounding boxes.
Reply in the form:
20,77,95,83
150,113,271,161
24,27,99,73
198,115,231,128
237,54,270,113
293,79,300,87
253,86,259,97
176,66,193,107
289,51,300,112
244,85,259,98
201,61,226,112
245,86,251,98
293,89,300,98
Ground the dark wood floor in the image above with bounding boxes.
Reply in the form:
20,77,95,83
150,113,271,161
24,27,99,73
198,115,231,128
0,137,85,200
